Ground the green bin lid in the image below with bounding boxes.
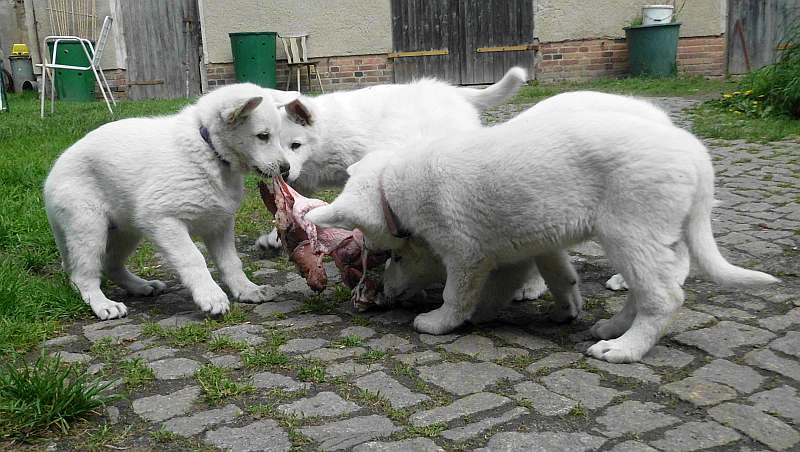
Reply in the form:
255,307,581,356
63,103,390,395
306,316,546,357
229,31,277,36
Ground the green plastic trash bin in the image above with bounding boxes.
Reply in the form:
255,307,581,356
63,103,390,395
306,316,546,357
46,41,96,101
624,22,681,77
229,32,277,88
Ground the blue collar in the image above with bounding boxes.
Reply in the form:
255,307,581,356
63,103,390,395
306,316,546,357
200,126,230,166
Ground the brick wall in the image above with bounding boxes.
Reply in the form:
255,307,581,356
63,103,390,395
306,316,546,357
537,35,726,82
207,53,393,92
103,37,725,98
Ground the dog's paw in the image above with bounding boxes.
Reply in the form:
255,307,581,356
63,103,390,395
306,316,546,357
236,285,277,304
512,277,548,301
605,274,628,291
590,318,628,340
256,230,282,251
413,308,464,335
127,279,167,297
91,299,128,320
194,287,230,316
586,339,642,363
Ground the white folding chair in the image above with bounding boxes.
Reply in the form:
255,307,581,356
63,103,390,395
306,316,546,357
279,33,324,93
39,16,115,117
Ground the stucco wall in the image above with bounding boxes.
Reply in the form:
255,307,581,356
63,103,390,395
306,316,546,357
535,0,727,42
200,0,392,64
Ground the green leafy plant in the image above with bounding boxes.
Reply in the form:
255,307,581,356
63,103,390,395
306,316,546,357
0,354,120,440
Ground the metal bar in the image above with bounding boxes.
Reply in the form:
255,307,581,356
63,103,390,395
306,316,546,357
475,44,538,53
387,49,449,58
127,80,165,86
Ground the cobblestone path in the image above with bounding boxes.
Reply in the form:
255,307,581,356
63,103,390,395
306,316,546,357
42,98,799,451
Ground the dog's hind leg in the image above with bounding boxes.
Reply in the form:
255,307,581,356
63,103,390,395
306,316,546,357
104,229,166,296
414,258,492,335
472,260,537,323
534,250,583,323
588,238,684,363
61,211,128,320
203,219,270,303
146,219,229,315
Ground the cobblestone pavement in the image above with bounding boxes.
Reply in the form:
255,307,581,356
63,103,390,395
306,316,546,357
42,98,799,451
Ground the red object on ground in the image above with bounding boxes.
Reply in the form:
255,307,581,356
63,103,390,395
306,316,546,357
258,177,388,310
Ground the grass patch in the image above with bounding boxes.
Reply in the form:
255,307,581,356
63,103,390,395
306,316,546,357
514,76,732,104
357,350,387,363
119,358,155,389
194,365,254,404
691,102,800,142
241,347,289,369
332,335,364,348
89,337,124,362
301,294,338,314
401,423,447,438
143,322,210,346
296,364,326,383
0,354,120,440
208,335,248,352
149,427,178,443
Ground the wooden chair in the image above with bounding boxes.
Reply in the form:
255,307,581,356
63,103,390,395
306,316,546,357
279,33,324,93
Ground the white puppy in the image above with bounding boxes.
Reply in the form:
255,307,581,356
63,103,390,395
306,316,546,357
381,91,675,302
256,67,528,250
44,83,294,320
305,108,778,363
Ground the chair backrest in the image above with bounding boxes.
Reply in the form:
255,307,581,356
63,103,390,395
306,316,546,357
92,16,113,66
280,33,309,64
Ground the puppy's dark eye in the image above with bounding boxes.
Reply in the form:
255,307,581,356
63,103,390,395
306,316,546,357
392,255,403,263
257,132,270,141
291,142,302,150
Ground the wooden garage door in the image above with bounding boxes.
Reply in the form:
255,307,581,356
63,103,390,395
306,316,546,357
391,0,534,85
119,0,202,99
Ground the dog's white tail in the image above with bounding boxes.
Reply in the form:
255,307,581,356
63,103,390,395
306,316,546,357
458,67,528,110
685,154,779,287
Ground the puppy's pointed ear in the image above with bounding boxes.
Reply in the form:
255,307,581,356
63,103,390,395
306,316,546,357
285,99,314,126
223,96,263,124
346,161,362,176
305,204,357,230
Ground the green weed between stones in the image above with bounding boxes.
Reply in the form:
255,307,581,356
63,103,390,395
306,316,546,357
332,335,364,348
89,337,124,362
358,350,387,363
141,307,248,347
296,364,326,383
194,365,254,404
241,347,290,369
82,424,131,451
207,335,248,352
119,358,155,389
0,354,120,440
149,427,179,443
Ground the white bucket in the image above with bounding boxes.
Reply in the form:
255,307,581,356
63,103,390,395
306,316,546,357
642,5,674,25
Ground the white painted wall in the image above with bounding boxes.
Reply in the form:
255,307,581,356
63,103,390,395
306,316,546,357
200,0,393,64
535,0,727,42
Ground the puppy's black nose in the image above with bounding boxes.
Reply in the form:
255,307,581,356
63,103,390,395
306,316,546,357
279,162,291,176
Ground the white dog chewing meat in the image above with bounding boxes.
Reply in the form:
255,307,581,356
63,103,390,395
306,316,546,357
44,83,296,320
305,106,778,363
256,67,528,250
